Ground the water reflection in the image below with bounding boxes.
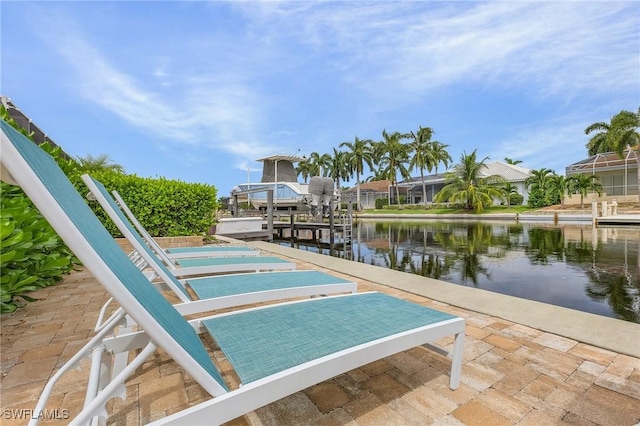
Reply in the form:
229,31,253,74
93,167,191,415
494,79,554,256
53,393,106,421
294,221,640,323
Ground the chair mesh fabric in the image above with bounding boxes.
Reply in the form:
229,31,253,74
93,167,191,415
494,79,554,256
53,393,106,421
188,270,350,299
203,292,456,384
87,176,190,298
1,120,227,390
176,256,290,268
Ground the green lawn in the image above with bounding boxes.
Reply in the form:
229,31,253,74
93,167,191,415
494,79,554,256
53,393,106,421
363,205,533,215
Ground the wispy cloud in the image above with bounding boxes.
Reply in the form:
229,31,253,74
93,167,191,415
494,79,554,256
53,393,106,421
488,115,593,173
31,9,276,162
237,2,638,105
21,1,638,181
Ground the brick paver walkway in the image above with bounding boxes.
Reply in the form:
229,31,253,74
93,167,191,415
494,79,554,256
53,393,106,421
1,256,639,425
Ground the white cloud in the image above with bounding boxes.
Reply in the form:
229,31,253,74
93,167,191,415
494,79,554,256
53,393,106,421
234,2,638,104
23,1,638,180
488,117,593,174
32,11,275,163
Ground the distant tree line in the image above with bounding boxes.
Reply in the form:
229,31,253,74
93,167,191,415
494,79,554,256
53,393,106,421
298,107,639,211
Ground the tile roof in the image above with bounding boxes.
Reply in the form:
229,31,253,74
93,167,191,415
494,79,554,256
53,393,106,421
344,180,392,194
399,162,532,186
482,161,532,182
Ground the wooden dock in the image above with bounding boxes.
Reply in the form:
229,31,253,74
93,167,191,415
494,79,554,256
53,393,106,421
596,214,640,226
272,221,351,244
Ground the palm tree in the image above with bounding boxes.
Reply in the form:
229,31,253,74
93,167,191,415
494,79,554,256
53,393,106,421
431,141,452,176
525,168,555,207
429,140,452,202
585,108,640,202
76,154,125,173
307,151,331,177
364,168,392,182
434,150,505,212
327,148,351,192
408,126,435,205
525,168,554,190
504,157,523,165
375,130,411,204
549,174,571,209
339,136,375,210
568,173,603,208
295,159,314,183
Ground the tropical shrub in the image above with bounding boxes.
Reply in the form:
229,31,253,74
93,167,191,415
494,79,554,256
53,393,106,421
375,197,389,209
0,180,78,313
509,193,524,206
0,111,82,313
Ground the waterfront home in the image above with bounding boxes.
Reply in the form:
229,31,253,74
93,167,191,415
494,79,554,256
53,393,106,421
398,161,532,205
565,148,639,204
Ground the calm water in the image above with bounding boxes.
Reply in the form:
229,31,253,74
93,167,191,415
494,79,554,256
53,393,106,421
285,220,640,323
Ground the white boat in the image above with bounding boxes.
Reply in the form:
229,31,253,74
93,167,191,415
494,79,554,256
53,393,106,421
231,155,312,211
231,155,340,213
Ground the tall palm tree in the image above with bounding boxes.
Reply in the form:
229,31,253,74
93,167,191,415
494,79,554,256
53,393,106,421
434,150,505,212
375,130,411,204
307,151,331,177
327,148,351,192
76,154,125,173
568,173,603,208
585,108,640,202
431,141,452,176
408,126,435,205
339,136,375,210
429,141,452,203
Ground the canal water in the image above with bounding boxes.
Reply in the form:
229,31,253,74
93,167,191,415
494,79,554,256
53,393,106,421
285,220,640,323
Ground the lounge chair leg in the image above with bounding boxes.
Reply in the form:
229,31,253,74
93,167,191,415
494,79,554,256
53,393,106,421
449,331,465,389
28,310,126,426
71,342,158,426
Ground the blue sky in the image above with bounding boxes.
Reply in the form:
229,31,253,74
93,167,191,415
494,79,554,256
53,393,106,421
3,1,639,196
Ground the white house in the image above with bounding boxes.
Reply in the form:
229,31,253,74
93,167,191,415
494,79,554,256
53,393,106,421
400,161,532,205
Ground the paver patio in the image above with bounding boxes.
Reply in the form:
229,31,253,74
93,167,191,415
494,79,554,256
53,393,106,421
1,248,639,425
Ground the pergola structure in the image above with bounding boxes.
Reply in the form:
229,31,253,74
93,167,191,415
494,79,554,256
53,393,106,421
566,148,638,197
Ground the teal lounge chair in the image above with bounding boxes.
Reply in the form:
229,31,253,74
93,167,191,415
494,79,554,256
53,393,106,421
82,175,293,277
1,120,465,426
83,175,294,278
110,189,259,260
81,173,356,319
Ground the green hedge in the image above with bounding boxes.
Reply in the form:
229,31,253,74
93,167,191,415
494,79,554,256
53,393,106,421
85,171,218,238
0,108,218,313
